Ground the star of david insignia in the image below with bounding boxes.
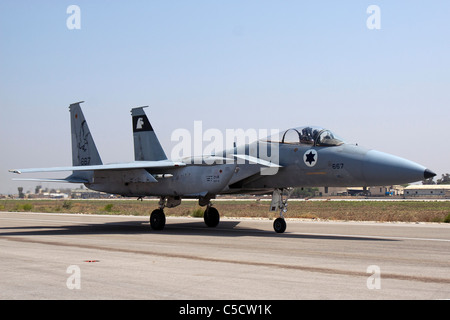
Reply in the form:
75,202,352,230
303,149,318,167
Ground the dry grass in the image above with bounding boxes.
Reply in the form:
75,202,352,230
1,199,450,223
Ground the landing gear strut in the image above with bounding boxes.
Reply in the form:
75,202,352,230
270,188,293,233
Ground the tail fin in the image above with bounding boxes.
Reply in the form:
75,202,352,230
69,101,103,171
131,107,167,161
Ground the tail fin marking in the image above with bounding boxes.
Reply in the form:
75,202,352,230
69,101,102,181
131,107,167,161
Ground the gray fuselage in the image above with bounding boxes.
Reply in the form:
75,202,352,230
86,140,429,198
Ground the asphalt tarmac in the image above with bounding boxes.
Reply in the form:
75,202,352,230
0,212,449,299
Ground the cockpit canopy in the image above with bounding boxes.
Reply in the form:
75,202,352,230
266,126,345,147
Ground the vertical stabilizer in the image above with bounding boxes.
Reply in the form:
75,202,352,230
131,107,167,161
69,102,102,181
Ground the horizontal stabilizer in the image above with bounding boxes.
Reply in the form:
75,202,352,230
9,160,185,174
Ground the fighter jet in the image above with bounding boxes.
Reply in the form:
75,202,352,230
9,101,436,233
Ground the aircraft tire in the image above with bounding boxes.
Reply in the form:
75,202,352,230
150,209,166,230
273,218,286,233
204,207,220,228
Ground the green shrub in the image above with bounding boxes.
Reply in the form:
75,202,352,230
444,213,450,223
62,201,73,210
22,203,33,211
103,203,114,212
191,207,204,218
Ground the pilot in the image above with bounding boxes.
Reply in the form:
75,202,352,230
300,127,314,145
312,128,320,141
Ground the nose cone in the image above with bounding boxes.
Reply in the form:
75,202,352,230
363,150,434,186
424,169,437,180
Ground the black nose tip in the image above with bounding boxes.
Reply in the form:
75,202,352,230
424,169,436,180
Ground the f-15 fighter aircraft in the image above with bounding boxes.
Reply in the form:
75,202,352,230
9,102,436,233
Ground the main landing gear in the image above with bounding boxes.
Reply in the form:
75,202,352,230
150,192,292,233
203,205,220,228
150,208,165,230
200,196,220,228
270,188,293,233
149,196,220,231
149,197,170,230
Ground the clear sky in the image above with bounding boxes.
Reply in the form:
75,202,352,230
0,1,449,194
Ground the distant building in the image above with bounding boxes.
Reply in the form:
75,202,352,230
368,185,404,196
70,188,115,199
24,191,69,199
318,185,405,197
317,187,348,196
404,185,450,198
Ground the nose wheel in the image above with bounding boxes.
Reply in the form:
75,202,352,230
273,217,287,233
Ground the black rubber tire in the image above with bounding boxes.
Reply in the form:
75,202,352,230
204,207,220,228
273,218,286,233
150,209,166,230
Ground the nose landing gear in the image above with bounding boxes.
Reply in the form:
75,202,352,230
270,188,293,233
273,217,287,233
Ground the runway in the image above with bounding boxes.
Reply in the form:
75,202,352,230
0,212,449,300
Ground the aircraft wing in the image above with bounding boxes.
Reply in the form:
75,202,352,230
233,154,282,168
12,177,91,183
9,160,186,174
